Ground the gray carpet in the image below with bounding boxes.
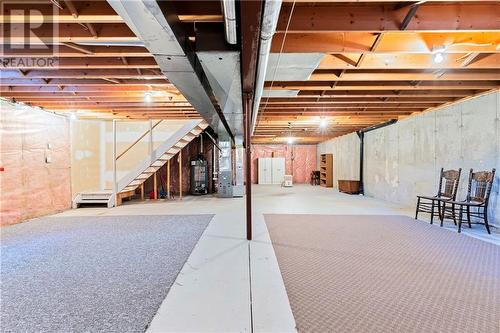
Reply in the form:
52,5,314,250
265,214,500,333
1,214,213,333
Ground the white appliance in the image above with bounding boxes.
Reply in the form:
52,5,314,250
283,175,293,187
258,157,285,184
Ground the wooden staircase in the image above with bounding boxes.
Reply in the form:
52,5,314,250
73,119,208,208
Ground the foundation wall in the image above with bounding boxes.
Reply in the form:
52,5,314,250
318,91,500,227
0,101,71,225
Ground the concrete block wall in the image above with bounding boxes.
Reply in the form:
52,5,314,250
318,91,500,227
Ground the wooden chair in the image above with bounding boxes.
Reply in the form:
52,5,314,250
310,171,320,186
441,168,496,234
415,168,461,224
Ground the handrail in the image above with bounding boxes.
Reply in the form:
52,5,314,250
116,120,163,160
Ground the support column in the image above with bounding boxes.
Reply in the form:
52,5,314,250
167,159,170,199
140,183,144,201
179,150,183,200
153,172,158,200
112,119,117,207
244,93,252,241
149,119,153,154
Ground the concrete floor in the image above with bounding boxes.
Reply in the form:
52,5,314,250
55,184,499,332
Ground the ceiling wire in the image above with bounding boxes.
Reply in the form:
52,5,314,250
260,0,296,131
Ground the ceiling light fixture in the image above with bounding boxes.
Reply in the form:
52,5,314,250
287,137,294,144
433,52,444,64
70,112,77,120
319,118,328,129
144,91,153,103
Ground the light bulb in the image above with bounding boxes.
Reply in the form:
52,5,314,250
70,113,77,120
287,137,294,144
433,52,444,64
144,92,153,103
319,118,328,128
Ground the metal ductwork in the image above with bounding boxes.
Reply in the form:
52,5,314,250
107,0,233,139
251,0,282,134
221,0,237,45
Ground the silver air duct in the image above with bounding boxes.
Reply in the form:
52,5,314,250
221,0,237,45
107,0,233,138
251,0,282,134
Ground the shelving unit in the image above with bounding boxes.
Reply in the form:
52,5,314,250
320,154,333,187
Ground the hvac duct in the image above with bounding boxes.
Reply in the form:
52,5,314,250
107,0,233,139
251,0,282,134
222,0,237,45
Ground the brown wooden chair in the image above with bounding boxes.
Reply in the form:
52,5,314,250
415,168,461,224
310,171,320,186
441,168,496,234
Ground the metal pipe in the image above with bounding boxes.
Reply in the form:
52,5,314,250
356,119,398,195
200,133,204,154
244,93,252,241
251,0,282,134
221,0,237,44
205,131,221,151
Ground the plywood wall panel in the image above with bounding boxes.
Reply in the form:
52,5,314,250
0,101,71,225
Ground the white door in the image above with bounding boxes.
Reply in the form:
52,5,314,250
258,158,273,184
271,158,285,184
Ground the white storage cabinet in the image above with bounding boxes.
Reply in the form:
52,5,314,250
258,157,285,184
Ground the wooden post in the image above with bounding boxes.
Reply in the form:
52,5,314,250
167,159,170,199
140,183,144,201
153,171,158,200
179,150,182,200
112,119,117,207
148,119,153,154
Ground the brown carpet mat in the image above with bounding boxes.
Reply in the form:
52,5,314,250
265,214,500,333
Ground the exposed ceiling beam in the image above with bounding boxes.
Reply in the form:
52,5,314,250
319,53,500,70
276,3,499,32
1,69,163,79
2,23,137,44
265,80,500,90
271,32,500,53
1,45,152,57
0,78,169,86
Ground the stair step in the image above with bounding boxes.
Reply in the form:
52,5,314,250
77,199,110,204
122,186,137,192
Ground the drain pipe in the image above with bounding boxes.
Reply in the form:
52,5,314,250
356,119,398,195
250,0,282,134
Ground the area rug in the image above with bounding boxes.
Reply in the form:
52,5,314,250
1,214,213,333
265,214,500,333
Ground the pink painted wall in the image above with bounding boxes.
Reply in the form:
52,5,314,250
251,144,317,184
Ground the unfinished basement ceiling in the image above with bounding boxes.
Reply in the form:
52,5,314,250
253,0,500,144
0,0,227,124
